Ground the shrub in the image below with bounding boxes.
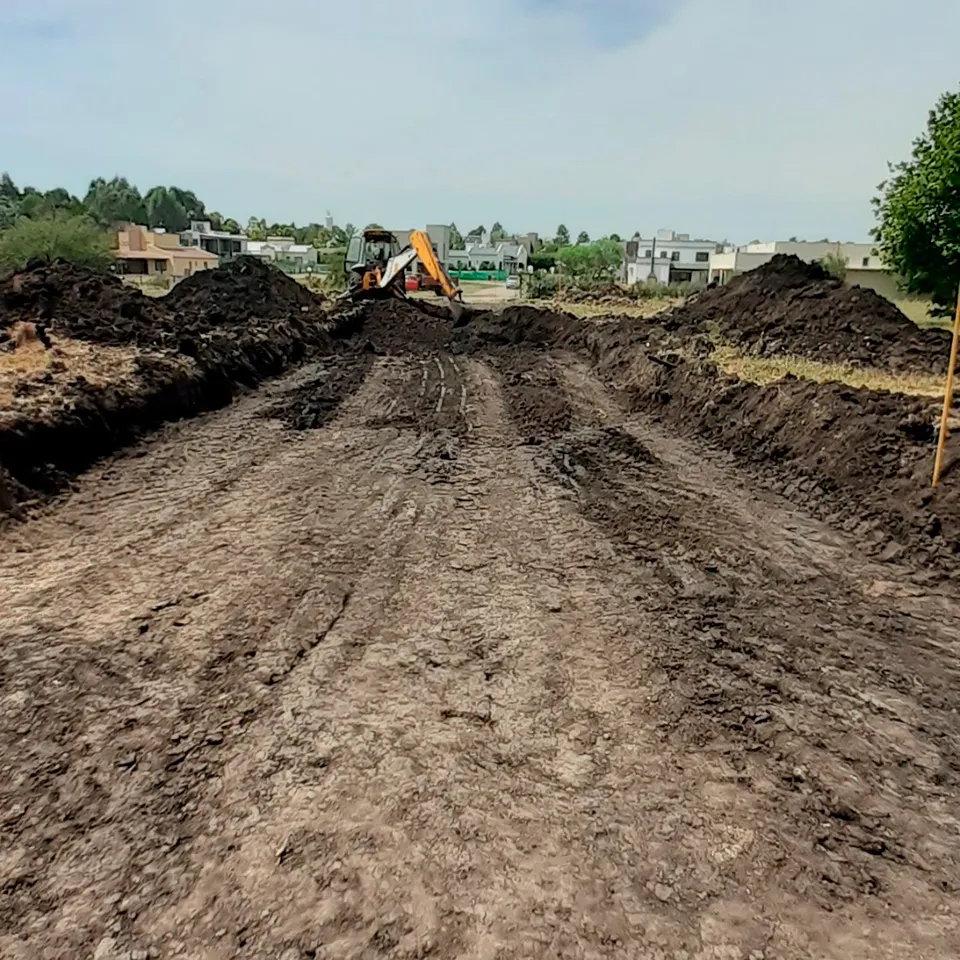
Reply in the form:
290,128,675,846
0,215,113,272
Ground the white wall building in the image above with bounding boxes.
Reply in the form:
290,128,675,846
624,230,717,286
447,242,529,274
246,238,319,267
708,241,897,298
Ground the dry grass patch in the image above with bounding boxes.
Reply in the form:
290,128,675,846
553,297,682,320
0,337,140,413
712,344,945,398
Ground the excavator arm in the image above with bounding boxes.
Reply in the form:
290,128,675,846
407,230,462,302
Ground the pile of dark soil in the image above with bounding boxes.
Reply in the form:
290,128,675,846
1,259,167,347
578,311,960,571
666,255,951,373
0,257,329,353
0,258,338,516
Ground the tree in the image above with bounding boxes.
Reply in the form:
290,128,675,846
608,233,621,242
874,88,960,315
576,231,590,245
246,217,267,240
83,177,147,226
468,225,485,240
449,223,464,249
0,215,112,272
490,221,506,243
555,239,623,286
820,251,848,281
222,218,241,235
343,222,356,241
169,187,204,222
144,186,189,232
554,224,570,247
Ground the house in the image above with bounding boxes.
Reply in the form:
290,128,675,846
448,241,529,275
623,230,717,286
246,237,319,268
115,225,218,279
179,220,247,259
708,241,898,299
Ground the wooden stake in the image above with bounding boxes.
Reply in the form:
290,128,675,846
932,285,960,487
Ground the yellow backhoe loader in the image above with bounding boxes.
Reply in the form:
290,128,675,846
341,227,464,318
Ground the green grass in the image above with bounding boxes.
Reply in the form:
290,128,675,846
894,298,953,331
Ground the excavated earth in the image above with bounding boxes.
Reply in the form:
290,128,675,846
2,277,960,959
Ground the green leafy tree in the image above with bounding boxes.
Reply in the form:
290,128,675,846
874,88,960,315
343,222,357,241
169,187,204,222
490,221,506,243
144,186,189,232
246,217,267,240
608,233,621,242
449,223,464,249
556,239,623,286
577,230,590,245
554,224,570,247
468,225,485,240
820,251,848,281
0,215,112,272
221,218,241,234
83,177,147,226
330,225,348,246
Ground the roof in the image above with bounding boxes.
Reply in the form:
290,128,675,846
116,245,217,261
287,244,312,254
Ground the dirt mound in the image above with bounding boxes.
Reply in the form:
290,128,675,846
0,259,168,347
617,348,960,571
164,256,324,326
666,255,951,373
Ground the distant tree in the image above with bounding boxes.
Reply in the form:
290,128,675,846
0,215,112,272
83,177,147,226
554,224,570,247
577,231,590,245
449,223,464,249
330,225,348,246
343,222,357,241
529,252,556,271
819,251,848,280
556,239,622,285
608,233,622,242
246,217,267,240
468,225,485,240
490,221,506,243
0,173,18,204
874,87,960,315
144,186,190,232
222,218,241,234
788,236,798,242
169,187,204,222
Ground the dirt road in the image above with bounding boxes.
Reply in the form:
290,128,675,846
3,320,960,959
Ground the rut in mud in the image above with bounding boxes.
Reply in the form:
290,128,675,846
3,293,960,960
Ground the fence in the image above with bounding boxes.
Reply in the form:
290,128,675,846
449,270,507,282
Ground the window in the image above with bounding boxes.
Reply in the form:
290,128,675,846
644,249,652,258
695,251,710,263
862,257,870,267
659,250,667,258
155,259,167,273
670,251,680,262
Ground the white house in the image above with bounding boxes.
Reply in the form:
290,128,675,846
246,237,318,267
624,230,717,286
179,220,247,259
447,241,529,275
708,241,897,299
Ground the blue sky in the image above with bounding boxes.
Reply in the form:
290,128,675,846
2,0,958,242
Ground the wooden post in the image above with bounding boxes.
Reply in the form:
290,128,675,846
932,284,960,487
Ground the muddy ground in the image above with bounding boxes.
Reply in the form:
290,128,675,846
2,298,960,959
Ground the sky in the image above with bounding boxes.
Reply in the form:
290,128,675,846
2,0,959,242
